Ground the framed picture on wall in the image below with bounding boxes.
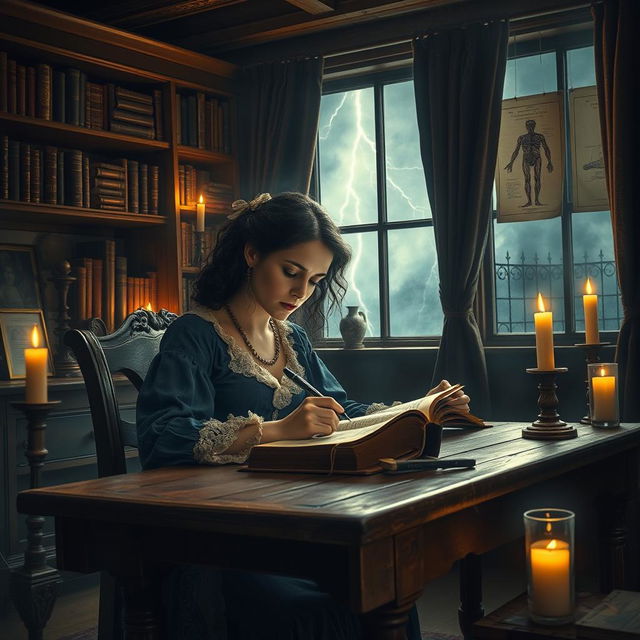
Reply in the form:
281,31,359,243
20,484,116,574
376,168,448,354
0,244,43,310
0,310,54,379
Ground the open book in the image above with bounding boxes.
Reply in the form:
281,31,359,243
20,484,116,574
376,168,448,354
245,384,489,475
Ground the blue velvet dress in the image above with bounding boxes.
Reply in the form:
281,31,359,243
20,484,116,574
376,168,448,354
137,309,421,640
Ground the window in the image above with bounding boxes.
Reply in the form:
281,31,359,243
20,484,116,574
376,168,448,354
490,32,622,341
317,72,442,343
315,26,622,345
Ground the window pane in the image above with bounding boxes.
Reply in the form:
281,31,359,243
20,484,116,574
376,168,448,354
572,210,622,332
493,217,565,333
388,227,442,336
503,52,557,99
326,232,380,338
318,89,378,226
383,81,430,221
567,46,596,89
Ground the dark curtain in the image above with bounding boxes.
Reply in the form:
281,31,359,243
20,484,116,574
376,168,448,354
413,21,508,418
593,0,640,421
238,57,324,198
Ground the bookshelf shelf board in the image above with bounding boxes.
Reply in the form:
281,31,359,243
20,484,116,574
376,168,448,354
179,205,228,215
177,146,233,165
0,113,170,153
182,266,200,275
0,201,166,227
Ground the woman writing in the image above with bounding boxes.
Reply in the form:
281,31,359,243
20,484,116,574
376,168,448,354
137,191,469,639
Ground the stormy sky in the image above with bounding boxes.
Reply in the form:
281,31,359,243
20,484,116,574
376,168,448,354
318,46,620,338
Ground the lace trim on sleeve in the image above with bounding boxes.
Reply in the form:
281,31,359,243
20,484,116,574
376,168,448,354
193,411,264,465
365,401,403,415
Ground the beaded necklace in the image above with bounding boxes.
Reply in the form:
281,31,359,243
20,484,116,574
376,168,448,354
224,304,281,367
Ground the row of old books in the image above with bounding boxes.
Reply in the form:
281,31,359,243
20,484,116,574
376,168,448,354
70,240,158,332
180,222,217,267
0,51,163,140
178,163,233,211
0,136,160,213
176,91,230,153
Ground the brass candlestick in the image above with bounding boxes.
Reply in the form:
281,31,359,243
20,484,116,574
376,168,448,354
10,401,62,640
523,368,577,440
194,229,206,267
574,342,611,425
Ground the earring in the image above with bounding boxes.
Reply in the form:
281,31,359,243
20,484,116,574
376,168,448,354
246,266,253,281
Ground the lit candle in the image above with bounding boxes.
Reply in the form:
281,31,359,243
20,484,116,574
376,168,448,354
25,325,48,403
196,194,205,233
534,293,555,370
583,277,599,344
145,302,152,311
530,538,572,618
592,367,616,422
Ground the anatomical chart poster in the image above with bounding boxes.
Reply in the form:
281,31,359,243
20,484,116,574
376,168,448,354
496,92,564,222
569,85,609,212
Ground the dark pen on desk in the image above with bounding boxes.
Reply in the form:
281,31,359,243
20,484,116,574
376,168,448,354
282,367,353,423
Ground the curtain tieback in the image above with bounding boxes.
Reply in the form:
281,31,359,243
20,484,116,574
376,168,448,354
443,309,473,318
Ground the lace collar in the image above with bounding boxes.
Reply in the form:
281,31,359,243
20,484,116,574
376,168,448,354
186,305,306,410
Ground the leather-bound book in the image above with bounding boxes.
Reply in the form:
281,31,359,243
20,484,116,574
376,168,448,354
43,146,57,204
26,65,36,117
30,146,41,204
16,63,26,115
149,164,159,214
139,163,148,214
127,160,139,213
247,385,489,475
19,141,30,202
114,256,127,327
52,69,65,122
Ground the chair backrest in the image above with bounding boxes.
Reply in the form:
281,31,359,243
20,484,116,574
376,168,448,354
65,308,178,477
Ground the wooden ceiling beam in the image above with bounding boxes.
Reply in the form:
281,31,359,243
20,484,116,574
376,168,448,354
93,0,246,29
213,0,592,65
173,0,456,51
284,0,336,14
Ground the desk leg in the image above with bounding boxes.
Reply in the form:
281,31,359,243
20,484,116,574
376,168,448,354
120,574,162,640
363,599,418,640
458,552,484,640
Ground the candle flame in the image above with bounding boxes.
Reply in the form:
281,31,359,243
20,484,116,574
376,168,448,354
600,367,606,377
537,293,546,313
146,302,152,311
585,277,594,295
30,324,41,348
546,539,559,550
198,194,204,204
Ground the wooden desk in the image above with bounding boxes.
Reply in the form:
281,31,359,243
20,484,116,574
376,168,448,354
16,422,640,640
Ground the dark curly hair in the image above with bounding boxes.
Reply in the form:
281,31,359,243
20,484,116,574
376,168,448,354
193,192,351,321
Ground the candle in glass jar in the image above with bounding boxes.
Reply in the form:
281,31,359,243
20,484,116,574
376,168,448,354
592,367,616,421
583,278,599,344
529,538,571,618
196,194,206,232
25,325,48,403
534,293,555,370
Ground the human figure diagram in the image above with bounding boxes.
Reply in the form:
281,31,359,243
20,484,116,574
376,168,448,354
504,119,553,207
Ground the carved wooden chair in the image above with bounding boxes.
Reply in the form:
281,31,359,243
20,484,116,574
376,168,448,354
64,307,178,639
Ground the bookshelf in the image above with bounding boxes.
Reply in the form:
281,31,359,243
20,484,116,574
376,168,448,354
0,0,238,599
0,0,238,320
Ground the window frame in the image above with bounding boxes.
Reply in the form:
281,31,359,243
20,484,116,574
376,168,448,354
483,26,620,347
313,23,620,349
313,66,442,348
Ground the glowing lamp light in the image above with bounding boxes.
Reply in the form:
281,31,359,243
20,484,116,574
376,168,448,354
146,302,152,311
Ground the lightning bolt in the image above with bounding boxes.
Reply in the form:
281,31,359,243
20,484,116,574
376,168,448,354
320,87,430,334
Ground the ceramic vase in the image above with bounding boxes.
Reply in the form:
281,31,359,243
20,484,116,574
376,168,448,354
339,305,367,349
